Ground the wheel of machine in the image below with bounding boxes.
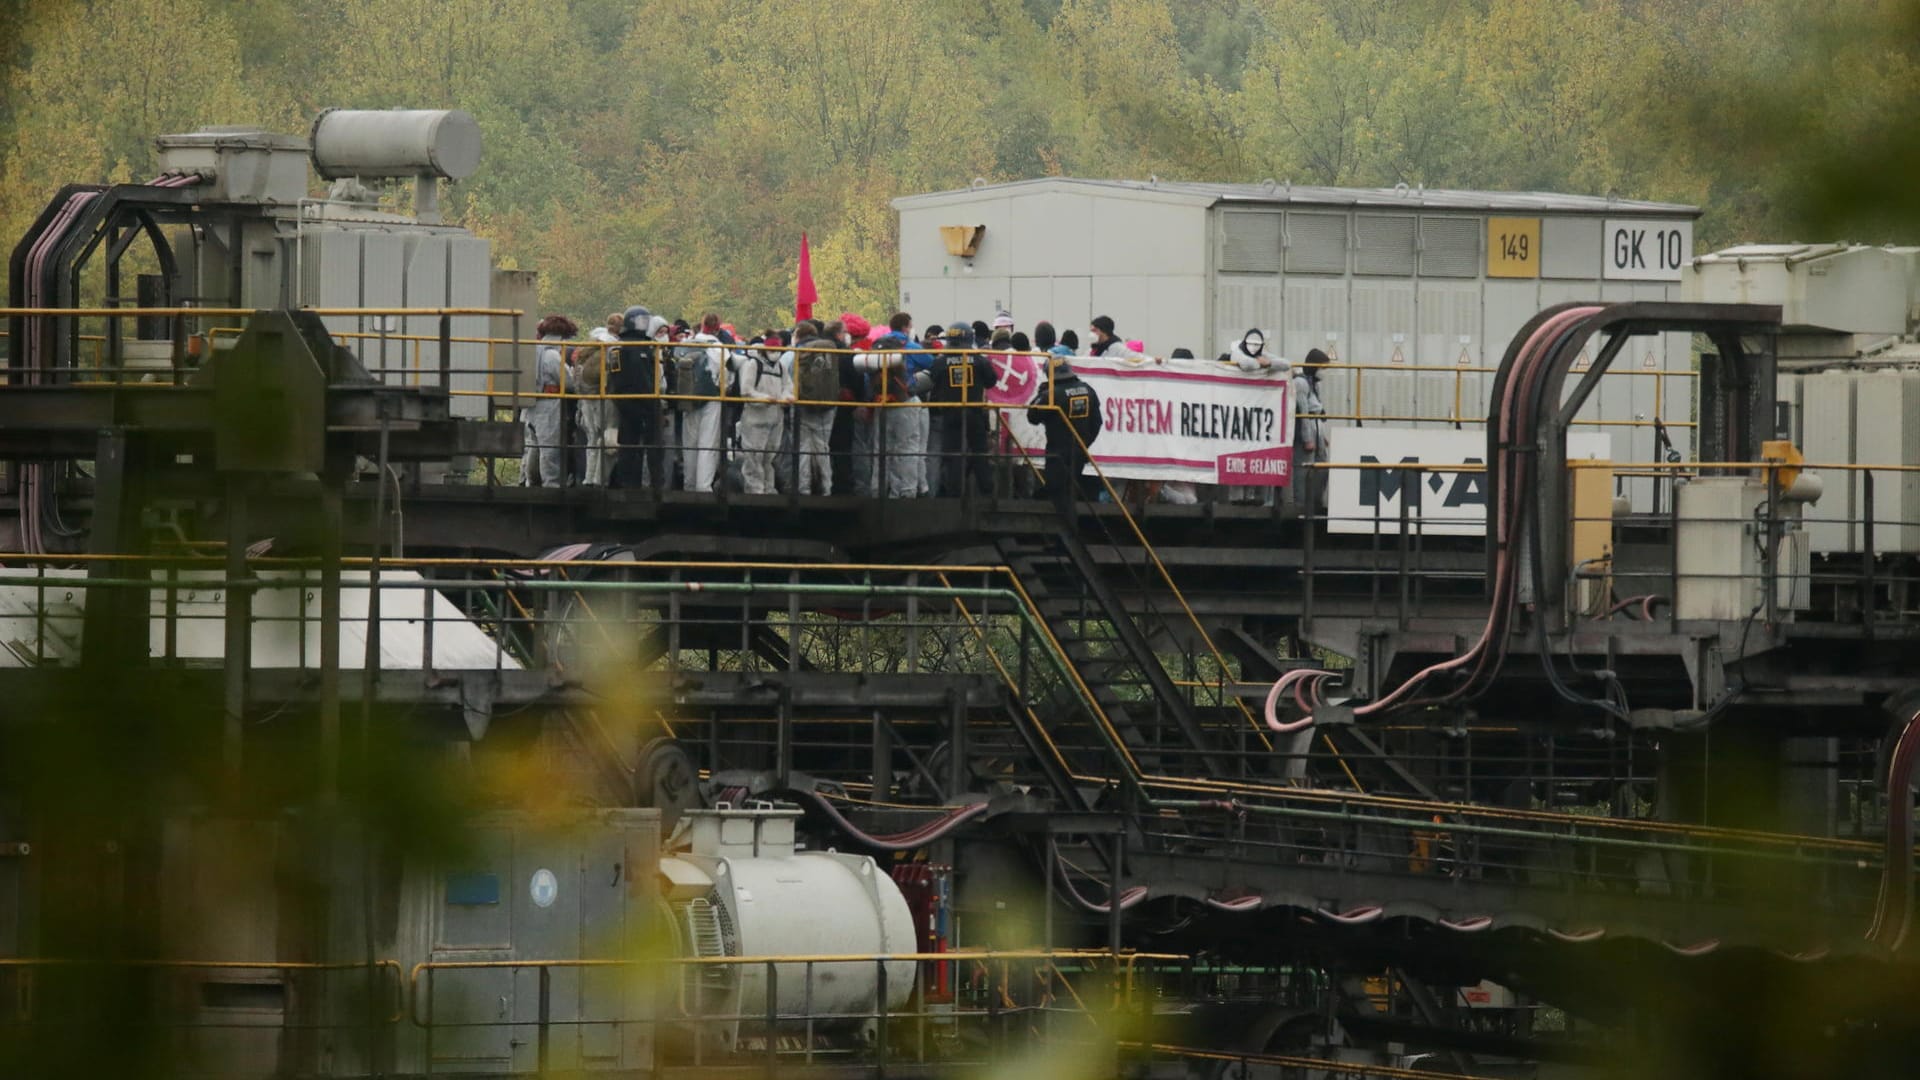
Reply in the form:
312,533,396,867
635,737,699,831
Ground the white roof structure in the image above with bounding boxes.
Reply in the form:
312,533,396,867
893,177,1698,218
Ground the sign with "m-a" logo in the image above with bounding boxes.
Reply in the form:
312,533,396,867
1326,428,1612,535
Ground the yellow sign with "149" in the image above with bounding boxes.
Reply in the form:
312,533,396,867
1486,217,1541,278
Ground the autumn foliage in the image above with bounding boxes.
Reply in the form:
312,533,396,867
1,0,1916,327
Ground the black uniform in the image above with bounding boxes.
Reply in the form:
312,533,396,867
932,343,998,496
611,332,665,490
1028,369,1102,513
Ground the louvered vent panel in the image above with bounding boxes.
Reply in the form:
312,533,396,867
1355,215,1417,276
1420,216,1481,278
1219,211,1283,273
1286,213,1349,274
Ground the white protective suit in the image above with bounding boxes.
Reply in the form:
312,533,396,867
680,333,726,493
523,336,566,486
852,345,922,498
1227,332,1292,506
730,346,791,495
576,326,619,485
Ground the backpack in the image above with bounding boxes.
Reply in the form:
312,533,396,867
684,346,722,399
797,340,840,403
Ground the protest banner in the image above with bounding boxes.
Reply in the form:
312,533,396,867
999,356,1294,486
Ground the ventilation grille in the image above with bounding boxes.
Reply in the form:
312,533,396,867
1286,213,1349,274
1419,217,1481,278
680,894,739,1012
1220,211,1283,273
1355,215,1417,276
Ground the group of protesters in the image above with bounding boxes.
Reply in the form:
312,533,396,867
522,306,1328,509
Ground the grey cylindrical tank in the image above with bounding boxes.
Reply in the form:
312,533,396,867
310,109,482,180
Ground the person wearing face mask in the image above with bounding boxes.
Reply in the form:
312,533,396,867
1086,315,1148,361
1214,329,1292,505
1228,328,1290,375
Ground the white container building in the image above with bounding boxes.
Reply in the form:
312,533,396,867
892,178,1702,465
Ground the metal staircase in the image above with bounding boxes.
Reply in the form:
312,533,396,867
998,530,1230,778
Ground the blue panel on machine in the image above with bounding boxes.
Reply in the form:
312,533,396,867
444,872,501,906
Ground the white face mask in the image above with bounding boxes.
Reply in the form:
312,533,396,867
1244,333,1265,355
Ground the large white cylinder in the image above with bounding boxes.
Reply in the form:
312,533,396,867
723,851,916,1020
310,109,481,180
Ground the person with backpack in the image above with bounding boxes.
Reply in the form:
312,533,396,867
792,319,841,495
933,323,998,497
1029,357,1103,514
730,333,792,495
679,327,727,493
575,313,622,486
853,313,931,498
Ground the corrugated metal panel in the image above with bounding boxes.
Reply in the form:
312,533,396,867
447,235,491,419
1853,369,1920,553
1801,373,1858,553
1285,212,1348,275
1214,277,1283,360
401,234,448,389
1219,210,1283,273
303,229,363,345
1419,217,1480,278
1281,281,1317,361
361,231,408,381
1354,214,1417,276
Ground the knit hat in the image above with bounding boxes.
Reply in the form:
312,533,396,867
991,311,1015,329
1170,347,1194,360
1091,315,1116,336
841,312,872,340
1125,340,1145,353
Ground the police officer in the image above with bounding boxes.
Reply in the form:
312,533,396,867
1028,357,1102,514
933,324,998,496
610,305,667,489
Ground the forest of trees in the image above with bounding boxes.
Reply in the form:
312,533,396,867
1,0,1916,327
